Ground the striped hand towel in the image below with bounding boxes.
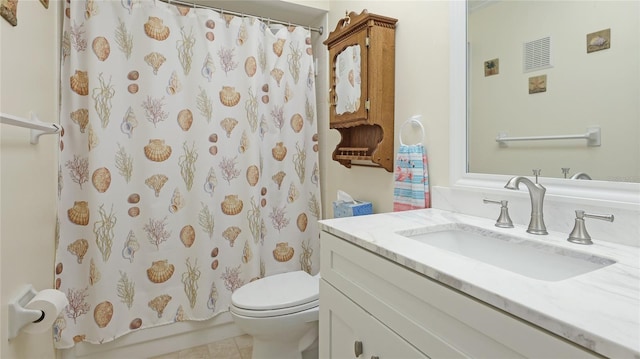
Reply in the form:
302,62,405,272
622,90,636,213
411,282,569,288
393,144,430,211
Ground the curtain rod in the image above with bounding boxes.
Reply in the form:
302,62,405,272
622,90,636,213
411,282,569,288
158,0,323,34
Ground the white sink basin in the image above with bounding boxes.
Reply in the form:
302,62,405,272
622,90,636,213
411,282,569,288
397,224,615,281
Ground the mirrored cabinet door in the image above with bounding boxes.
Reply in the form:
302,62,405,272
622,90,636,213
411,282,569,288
328,29,369,126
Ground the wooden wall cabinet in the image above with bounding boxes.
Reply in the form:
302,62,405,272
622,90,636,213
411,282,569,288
323,10,397,172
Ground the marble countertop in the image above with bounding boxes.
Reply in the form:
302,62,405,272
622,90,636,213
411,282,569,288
319,209,640,358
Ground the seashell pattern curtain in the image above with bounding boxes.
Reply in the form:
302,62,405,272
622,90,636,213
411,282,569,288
55,0,320,349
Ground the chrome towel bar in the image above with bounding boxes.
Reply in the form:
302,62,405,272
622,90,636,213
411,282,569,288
496,126,600,147
0,112,61,144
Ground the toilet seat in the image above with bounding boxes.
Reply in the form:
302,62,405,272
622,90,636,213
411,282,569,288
231,271,319,318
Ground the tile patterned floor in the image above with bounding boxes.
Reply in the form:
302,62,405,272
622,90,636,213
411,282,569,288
150,334,252,359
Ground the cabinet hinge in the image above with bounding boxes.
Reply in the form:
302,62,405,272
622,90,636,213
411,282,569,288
366,36,370,47
365,99,370,110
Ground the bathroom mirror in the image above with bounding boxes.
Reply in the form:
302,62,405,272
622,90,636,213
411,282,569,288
335,44,362,115
449,1,640,204
466,0,639,183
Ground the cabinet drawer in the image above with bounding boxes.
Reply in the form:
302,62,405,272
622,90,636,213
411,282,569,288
320,280,426,359
320,231,600,358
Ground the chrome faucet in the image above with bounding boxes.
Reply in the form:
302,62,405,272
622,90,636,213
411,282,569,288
504,170,548,235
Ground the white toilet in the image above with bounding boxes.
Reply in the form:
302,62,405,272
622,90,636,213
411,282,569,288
230,270,320,359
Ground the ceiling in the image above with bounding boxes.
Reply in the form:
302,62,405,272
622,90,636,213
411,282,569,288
174,0,327,28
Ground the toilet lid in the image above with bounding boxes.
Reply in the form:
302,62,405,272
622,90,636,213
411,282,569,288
231,271,319,311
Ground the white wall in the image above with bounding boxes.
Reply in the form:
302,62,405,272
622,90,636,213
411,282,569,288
0,0,453,357
468,1,639,182
0,0,61,358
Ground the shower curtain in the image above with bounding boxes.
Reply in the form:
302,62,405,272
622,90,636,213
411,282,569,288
54,0,320,348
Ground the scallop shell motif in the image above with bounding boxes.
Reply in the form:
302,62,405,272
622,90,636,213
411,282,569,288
94,301,114,328
70,70,89,96
273,38,286,57
220,117,238,138
145,174,169,197
290,113,303,133
272,142,287,161
147,259,175,283
144,139,172,162
219,86,241,107
144,52,166,75
244,56,257,77
221,195,243,215
273,242,294,262
177,109,193,131
92,36,110,61
71,109,89,133
144,16,171,41
222,226,241,246
270,68,284,86
246,165,259,186
67,239,89,264
272,171,286,190
92,167,111,193
180,225,195,248
148,294,172,318
297,213,308,232
68,201,89,225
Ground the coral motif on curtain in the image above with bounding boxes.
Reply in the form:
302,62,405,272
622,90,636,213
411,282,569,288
55,0,320,348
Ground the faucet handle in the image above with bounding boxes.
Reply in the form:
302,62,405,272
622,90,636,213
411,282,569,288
483,199,514,228
567,210,614,245
532,169,542,183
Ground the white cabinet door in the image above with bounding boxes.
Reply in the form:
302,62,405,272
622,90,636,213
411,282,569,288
320,280,427,359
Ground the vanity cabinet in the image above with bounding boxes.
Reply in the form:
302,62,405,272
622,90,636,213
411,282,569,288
323,10,397,172
321,281,424,358
319,231,600,358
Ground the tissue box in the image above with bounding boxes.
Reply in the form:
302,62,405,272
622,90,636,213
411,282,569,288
332,200,373,218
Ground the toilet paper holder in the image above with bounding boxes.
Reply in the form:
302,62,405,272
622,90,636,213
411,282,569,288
8,285,52,340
